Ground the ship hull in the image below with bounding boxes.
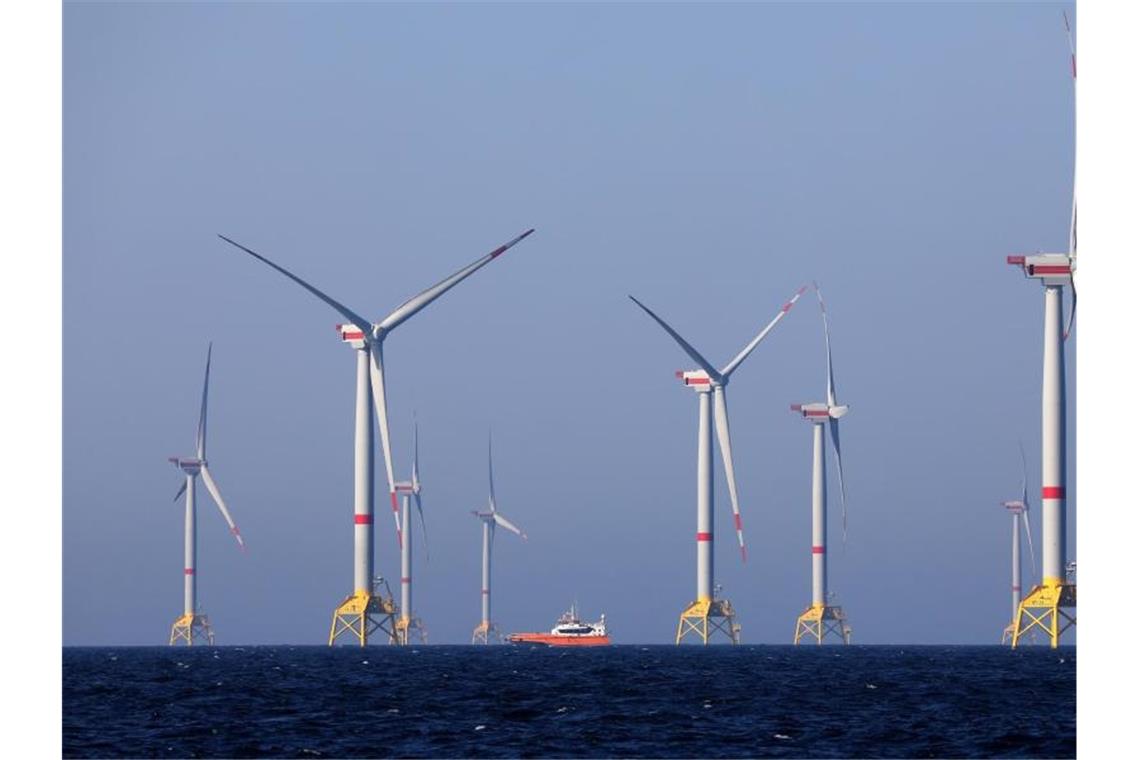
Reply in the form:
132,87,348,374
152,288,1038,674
506,632,611,647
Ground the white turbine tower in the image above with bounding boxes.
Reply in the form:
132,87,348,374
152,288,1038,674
630,285,807,645
218,229,534,646
790,284,851,645
471,434,527,644
394,419,429,645
1007,13,1076,648
168,343,245,646
1001,443,1037,644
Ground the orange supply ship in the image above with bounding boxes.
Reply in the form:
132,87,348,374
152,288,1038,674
507,604,611,647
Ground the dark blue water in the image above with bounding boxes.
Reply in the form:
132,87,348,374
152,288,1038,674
63,646,1074,758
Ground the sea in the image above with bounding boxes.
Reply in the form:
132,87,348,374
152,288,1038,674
63,645,1075,758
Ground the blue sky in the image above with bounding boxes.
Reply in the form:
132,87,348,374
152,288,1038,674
63,1,1077,645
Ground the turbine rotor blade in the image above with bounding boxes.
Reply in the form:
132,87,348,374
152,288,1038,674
1063,11,1076,81
173,480,187,503
712,387,746,562
815,284,839,407
829,418,849,545
493,512,527,540
199,465,245,552
217,235,374,337
415,490,429,563
1026,439,1035,505
197,343,212,459
378,229,535,333
1018,440,1036,574
1064,275,1076,341
719,285,808,378
412,418,428,562
1022,510,1037,577
368,343,402,549
627,296,721,382
488,432,497,512
1063,12,1077,338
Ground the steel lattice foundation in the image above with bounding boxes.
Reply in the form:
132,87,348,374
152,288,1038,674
328,591,398,646
793,603,851,645
676,598,740,645
471,621,502,645
169,613,215,646
1011,582,1075,648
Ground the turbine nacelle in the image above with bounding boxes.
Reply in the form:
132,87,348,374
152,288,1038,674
676,369,718,392
790,403,849,422
1006,253,1074,286
169,456,204,475
336,323,369,349
1003,499,1028,514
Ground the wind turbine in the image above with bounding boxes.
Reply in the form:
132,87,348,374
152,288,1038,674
791,284,851,645
1006,13,1076,648
471,434,527,644
630,285,807,645
218,228,534,646
168,343,245,646
1002,444,1038,644
394,418,429,645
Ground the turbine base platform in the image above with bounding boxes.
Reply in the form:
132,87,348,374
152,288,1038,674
395,615,429,645
1011,582,1076,648
328,591,398,646
676,598,740,645
471,621,502,645
793,604,851,645
170,613,215,646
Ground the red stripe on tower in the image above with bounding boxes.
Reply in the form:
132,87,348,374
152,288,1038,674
354,515,373,524
696,532,713,542
401,577,411,583
1042,486,1065,499
812,546,825,554
184,568,195,575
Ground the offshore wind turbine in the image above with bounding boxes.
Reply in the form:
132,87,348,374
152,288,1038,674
1006,13,1076,648
218,229,534,646
790,284,852,645
630,285,807,644
168,344,246,646
394,419,428,645
1001,444,1037,644
471,434,527,644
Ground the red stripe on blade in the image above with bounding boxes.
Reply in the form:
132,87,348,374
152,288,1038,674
734,515,743,530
